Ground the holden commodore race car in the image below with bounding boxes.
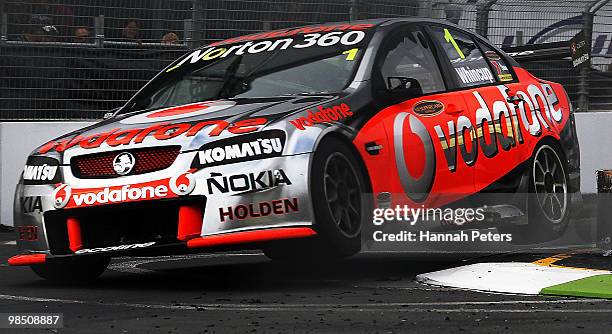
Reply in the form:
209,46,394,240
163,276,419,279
10,18,580,281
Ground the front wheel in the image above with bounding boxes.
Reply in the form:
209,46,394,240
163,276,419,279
30,256,110,282
263,137,371,261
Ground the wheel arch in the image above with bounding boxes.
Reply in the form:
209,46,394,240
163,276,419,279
536,136,567,163
534,135,576,189
311,129,374,194
483,135,567,197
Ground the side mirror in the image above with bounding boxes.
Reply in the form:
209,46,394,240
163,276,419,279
386,77,423,98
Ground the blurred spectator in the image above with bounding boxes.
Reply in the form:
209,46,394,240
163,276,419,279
9,1,74,41
161,32,179,45
73,26,91,43
121,20,141,43
20,14,58,42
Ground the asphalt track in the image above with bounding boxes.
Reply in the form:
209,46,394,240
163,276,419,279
1,231,612,333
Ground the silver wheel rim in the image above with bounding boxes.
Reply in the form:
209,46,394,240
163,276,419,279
532,145,568,224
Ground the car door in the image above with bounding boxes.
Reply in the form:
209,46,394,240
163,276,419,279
427,25,523,192
355,24,475,208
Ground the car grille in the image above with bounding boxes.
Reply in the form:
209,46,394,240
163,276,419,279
71,146,181,178
43,197,204,254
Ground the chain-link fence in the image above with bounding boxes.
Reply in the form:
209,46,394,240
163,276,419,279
1,0,611,120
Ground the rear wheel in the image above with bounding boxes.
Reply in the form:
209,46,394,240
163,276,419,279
30,256,110,282
530,143,570,237
263,137,371,261
507,142,570,243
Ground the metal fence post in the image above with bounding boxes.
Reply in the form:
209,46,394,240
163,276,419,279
579,0,611,112
0,0,6,46
184,19,194,49
192,0,205,46
94,15,105,48
1,13,7,46
418,0,433,18
349,0,360,21
475,0,497,38
578,11,593,112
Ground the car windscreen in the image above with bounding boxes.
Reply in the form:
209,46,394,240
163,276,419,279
124,25,375,113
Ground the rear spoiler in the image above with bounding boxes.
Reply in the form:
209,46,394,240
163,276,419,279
502,41,571,63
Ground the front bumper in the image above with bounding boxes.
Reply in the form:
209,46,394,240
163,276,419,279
12,153,315,262
8,227,316,266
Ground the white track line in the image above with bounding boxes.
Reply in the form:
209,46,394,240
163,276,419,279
0,241,16,245
0,294,610,313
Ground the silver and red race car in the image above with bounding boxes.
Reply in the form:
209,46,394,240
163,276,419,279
10,18,580,281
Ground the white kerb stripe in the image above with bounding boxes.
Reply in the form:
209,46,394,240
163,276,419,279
416,262,610,295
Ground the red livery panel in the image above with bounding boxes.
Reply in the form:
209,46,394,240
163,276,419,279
355,67,571,208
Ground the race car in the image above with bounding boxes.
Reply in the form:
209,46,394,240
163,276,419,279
10,18,580,281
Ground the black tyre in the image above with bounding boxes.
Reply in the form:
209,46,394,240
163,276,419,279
30,256,110,282
509,142,570,243
263,137,371,261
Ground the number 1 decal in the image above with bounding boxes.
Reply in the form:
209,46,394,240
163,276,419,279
444,29,465,59
342,48,358,61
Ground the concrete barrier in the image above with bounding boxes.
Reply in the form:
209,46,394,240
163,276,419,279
574,113,612,194
0,112,608,226
0,121,95,227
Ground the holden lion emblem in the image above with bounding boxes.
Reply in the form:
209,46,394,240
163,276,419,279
113,152,136,175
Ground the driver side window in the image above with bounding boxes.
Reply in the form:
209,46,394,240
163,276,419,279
379,27,446,95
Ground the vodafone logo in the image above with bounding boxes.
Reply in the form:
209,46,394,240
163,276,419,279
53,184,72,209
71,184,169,206
120,101,236,124
393,113,436,203
52,173,195,209
169,172,195,196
